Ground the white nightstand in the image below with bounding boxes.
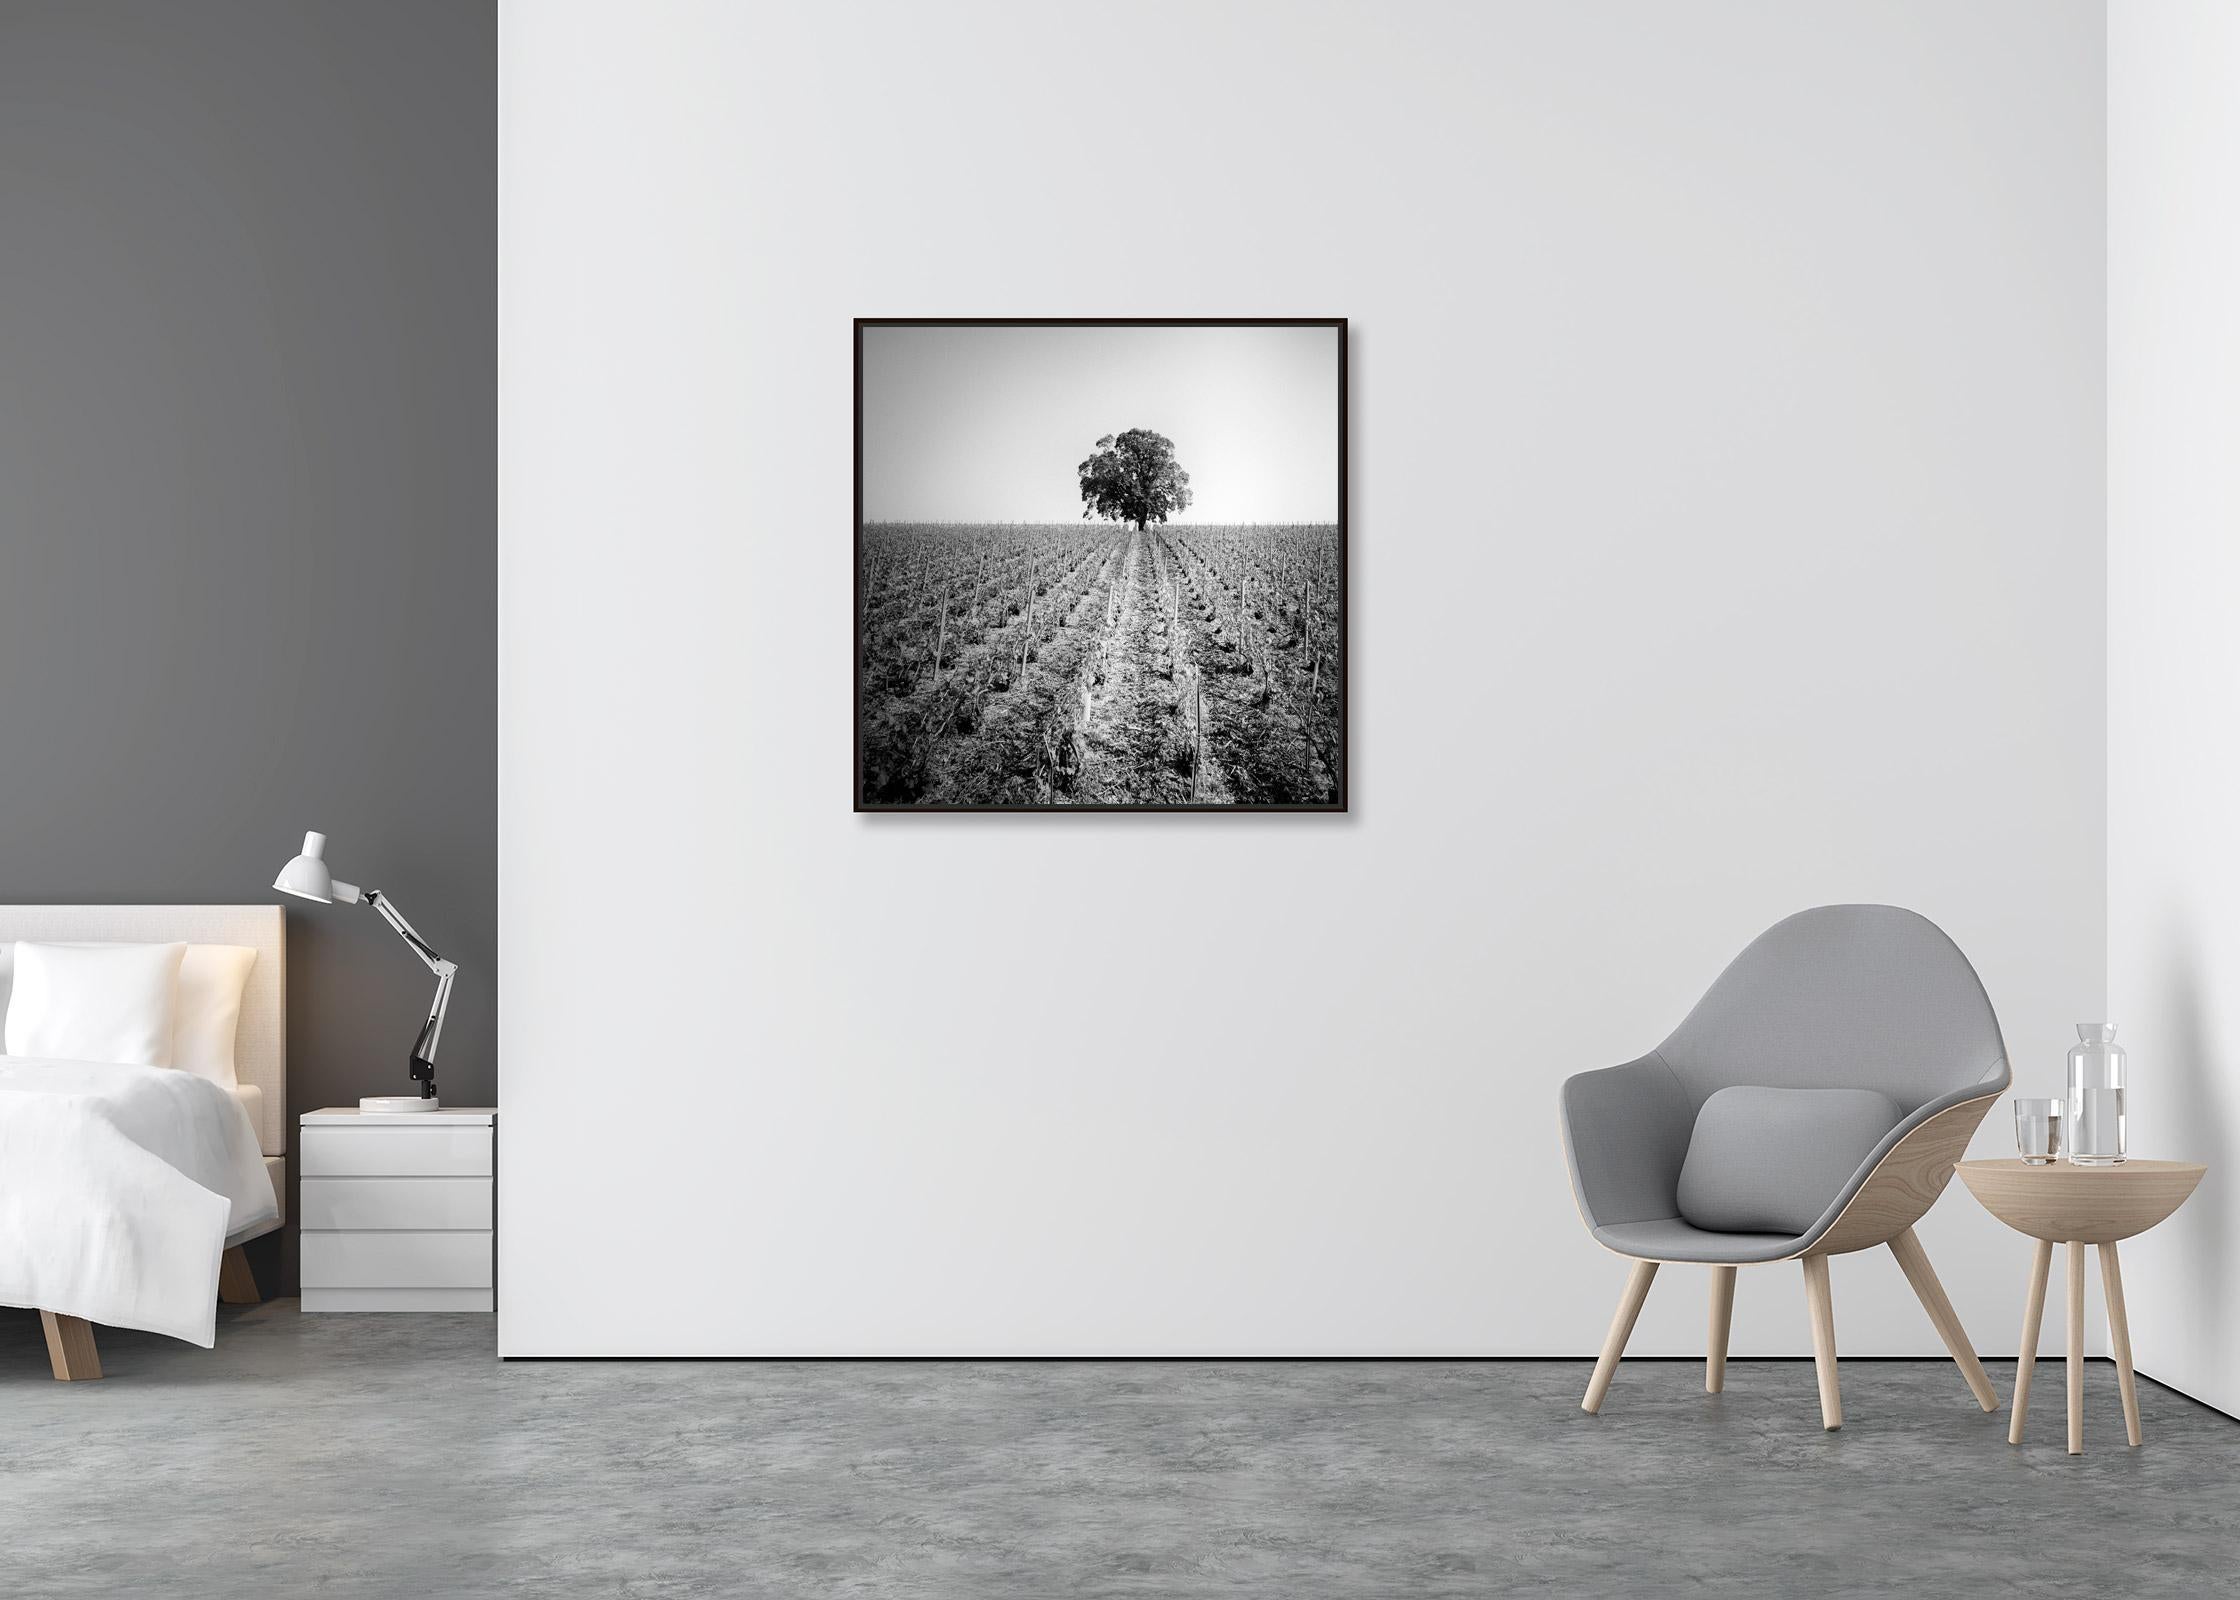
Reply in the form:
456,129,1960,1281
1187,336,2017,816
300,1106,495,1312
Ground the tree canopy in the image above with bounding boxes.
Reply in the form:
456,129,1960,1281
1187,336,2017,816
1078,429,1192,531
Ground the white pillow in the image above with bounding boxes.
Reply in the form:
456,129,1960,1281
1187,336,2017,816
4,941,186,1067
174,944,257,1088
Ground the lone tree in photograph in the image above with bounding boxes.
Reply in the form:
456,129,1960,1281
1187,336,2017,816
1078,429,1193,531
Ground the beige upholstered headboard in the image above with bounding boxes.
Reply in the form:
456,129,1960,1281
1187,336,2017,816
0,905,285,1156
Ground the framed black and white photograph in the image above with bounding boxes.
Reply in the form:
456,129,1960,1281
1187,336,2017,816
855,318,1347,812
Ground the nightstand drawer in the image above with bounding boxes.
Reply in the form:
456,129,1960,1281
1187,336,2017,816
302,1125,492,1178
301,1229,493,1289
301,1177,492,1231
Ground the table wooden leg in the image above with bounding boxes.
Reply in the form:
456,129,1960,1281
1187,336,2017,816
2066,1239,2086,1456
2010,1237,2052,1445
2100,1241,2143,1447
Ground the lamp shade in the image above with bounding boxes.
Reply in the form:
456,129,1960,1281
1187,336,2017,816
274,831,362,904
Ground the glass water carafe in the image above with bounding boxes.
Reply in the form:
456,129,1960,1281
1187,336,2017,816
2066,1023,2127,1165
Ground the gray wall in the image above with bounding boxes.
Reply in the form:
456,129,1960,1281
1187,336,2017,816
0,0,494,1293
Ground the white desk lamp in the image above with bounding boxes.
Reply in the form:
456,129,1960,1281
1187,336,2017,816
272,830,457,1113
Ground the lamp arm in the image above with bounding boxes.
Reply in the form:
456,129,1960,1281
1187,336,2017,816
364,890,459,1096
365,889,447,975
417,963,456,1061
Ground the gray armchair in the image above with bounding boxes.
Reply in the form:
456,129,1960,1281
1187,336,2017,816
1561,905,2009,1429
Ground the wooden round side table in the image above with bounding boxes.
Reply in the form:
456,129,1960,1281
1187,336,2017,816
1956,1159,2206,1456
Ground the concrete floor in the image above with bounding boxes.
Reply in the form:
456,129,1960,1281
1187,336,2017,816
3,1304,2237,1598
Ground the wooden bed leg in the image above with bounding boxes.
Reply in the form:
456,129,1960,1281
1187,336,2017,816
219,1245,262,1306
40,1311,103,1381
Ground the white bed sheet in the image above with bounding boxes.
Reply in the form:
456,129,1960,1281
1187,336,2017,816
0,1057,279,1346
228,1084,283,1247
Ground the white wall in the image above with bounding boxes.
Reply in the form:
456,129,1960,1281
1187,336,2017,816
2108,0,2240,1415
499,0,2105,1355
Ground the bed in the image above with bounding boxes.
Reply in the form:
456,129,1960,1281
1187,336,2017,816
1,905,286,1380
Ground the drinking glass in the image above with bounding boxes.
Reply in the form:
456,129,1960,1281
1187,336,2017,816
2014,1098,2062,1165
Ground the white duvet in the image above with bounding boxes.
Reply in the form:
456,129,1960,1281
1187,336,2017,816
0,1058,277,1346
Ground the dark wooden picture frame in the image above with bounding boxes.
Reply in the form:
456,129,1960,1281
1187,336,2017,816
854,317,1348,813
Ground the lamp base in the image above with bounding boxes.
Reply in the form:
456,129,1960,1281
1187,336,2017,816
360,1095,441,1114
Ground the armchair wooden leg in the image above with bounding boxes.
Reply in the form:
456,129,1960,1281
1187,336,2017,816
1802,1254,1841,1430
1707,1265,1736,1394
2010,1238,2053,1444
1582,1260,1658,1414
40,1311,102,1381
218,1246,261,1306
1887,1226,1998,1413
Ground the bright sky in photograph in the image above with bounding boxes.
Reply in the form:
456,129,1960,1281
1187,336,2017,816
860,323,1340,524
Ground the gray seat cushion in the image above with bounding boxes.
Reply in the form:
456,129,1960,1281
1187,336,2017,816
1676,1085,1902,1236
1591,1217,1804,1265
